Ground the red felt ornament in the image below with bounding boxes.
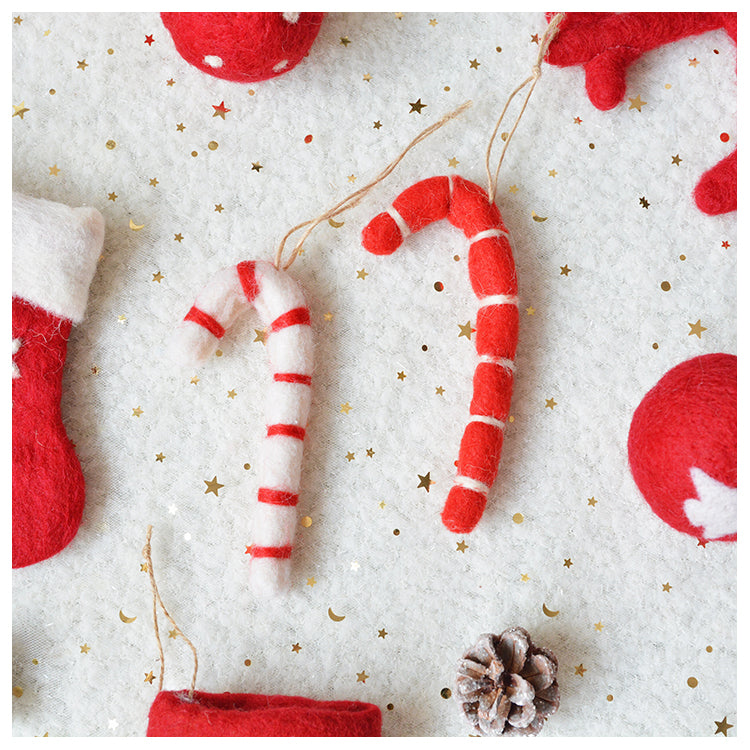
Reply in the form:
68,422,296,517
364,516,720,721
160,12,324,83
544,11,737,216
12,193,104,568
628,353,737,542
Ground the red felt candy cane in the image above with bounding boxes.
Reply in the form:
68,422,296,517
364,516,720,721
362,175,519,534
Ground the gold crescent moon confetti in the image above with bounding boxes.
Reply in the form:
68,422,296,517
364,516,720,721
327,607,346,622
542,603,559,617
328,218,345,228
119,609,137,623
129,219,145,230
531,212,548,222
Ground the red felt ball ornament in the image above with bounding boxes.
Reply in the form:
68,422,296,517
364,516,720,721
627,353,736,542
160,12,325,83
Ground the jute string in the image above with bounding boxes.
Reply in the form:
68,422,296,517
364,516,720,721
143,525,199,697
274,13,565,271
485,12,565,203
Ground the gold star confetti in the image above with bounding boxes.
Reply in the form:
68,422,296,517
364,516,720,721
417,472,433,492
628,95,646,111
521,573,530,582
144,671,155,684
251,162,263,172
545,398,557,410
448,157,460,168
345,452,355,462
292,642,302,653
378,629,388,638
508,184,519,194
366,448,375,457
306,577,316,587
574,664,587,677
356,268,369,280
456,540,468,553
639,197,650,209
560,264,571,276
588,496,597,506
378,500,386,509
166,78,175,86
548,169,558,177
409,98,427,114
49,164,61,176
428,19,438,27
435,386,445,396
526,306,536,315
362,73,373,82
563,558,573,568
12,102,30,119
714,717,733,736
347,174,357,183
594,622,604,632
214,204,224,213
340,402,352,414
107,192,119,202
397,371,406,381
174,232,184,242
140,563,149,575
530,33,540,44
204,476,224,496
469,58,480,69
672,154,683,165
688,57,700,67
573,116,582,124
373,120,382,129
254,328,268,344
458,320,475,339
152,271,164,283
168,629,178,639
91,365,99,375
118,315,127,323
395,12,404,19
357,670,369,683
176,123,185,132
80,644,91,654
149,177,159,186
212,101,230,119
340,36,351,46
132,406,143,417
688,319,707,338
662,582,672,592
189,375,200,385
155,452,165,463
13,16,22,24
76,59,89,71
227,389,237,399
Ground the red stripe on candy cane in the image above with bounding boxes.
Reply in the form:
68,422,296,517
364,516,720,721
258,488,299,506
271,306,311,332
267,424,306,440
236,260,260,302
274,372,312,386
246,545,293,559
184,306,226,339
362,174,519,534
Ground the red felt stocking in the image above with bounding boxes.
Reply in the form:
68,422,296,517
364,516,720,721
12,193,104,568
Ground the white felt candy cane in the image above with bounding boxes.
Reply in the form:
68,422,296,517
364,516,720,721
171,260,313,597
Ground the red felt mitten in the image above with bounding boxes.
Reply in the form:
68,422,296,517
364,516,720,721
544,12,737,215
161,12,325,83
147,690,382,737
12,193,104,568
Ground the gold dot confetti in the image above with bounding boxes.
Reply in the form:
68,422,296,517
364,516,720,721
393,529,400,536
208,140,218,150
661,281,671,291
244,659,252,667
441,688,452,699
13,686,23,698
105,139,116,150
607,694,614,702
301,516,312,528
512,513,524,524
191,150,198,157
652,343,659,350
387,703,394,711
49,89,55,95
706,646,713,653
687,677,698,688
243,463,251,470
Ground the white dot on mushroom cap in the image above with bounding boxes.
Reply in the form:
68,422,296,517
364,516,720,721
204,55,224,69
273,59,290,72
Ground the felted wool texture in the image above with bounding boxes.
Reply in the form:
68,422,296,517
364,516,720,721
12,12,736,738
544,11,737,215
12,192,104,324
160,12,325,83
173,260,313,597
363,174,518,534
147,690,382,736
627,353,736,542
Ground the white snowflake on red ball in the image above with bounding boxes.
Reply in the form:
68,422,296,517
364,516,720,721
455,627,559,736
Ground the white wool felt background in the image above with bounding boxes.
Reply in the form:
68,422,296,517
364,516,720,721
11,12,736,738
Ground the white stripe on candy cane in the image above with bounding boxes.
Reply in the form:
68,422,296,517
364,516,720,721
478,294,519,308
454,475,490,495
171,260,313,597
469,227,510,244
386,205,411,240
469,414,506,430
478,354,516,371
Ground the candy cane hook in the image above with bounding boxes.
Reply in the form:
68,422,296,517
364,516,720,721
362,175,519,534
171,260,313,596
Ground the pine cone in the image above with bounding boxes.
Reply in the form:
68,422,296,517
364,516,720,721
455,627,559,736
